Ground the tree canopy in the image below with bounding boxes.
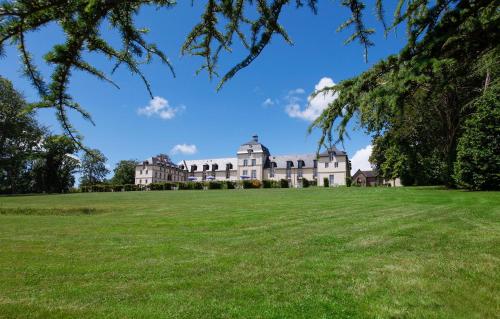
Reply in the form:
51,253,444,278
0,0,480,147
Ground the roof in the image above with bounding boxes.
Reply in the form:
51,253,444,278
352,169,378,179
237,134,271,155
140,154,177,167
318,146,347,157
180,157,237,171
269,154,317,169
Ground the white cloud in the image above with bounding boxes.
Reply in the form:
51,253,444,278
262,98,276,107
137,96,185,120
288,88,305,95
170,144,198,155
350,144,373,173
285,77,337,122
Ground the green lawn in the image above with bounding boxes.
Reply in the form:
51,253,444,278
0,187,499,318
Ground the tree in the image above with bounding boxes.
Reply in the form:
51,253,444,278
111,160,138,185
311,0,499,187
30,135,80,193
454,85,500,190
80,149,109,186
0,0,482,147
0,76,45,194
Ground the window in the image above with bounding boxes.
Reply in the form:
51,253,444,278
146,169,148,174
329,174,334,185
270,162,276,178
242,170,248,176
325,163,329,168
251,170,256,179
251,159,256,166
334,162,339,168
139,179,142,184
298,170,303,178
155,172,158,178
243,159,248,166
140,170,143,175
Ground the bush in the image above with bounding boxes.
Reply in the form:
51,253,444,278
310,180,317,187
302,178,310,188
345,177,352,187
208,181,222,189
242,179,261,189
124,184,139,191
263,180,272,188
177,182,188,190
280,179,289,188
242,180,252,189
186,182,204,190
222,181,236,189
323,177,329,187
112,184,124,192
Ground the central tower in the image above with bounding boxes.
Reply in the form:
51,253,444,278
236,134,270,180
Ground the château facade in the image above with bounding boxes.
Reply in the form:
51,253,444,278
135,135,350,187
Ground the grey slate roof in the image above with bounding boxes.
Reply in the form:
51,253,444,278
319,146,347,157
237,135,271,155
141,154,177,167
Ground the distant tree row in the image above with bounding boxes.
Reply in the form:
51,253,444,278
0,76,137,194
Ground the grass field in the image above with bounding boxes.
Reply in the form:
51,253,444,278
0,187,499,318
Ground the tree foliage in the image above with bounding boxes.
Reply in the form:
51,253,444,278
30,135,80,193
80,148,109,186
453,84,500,190
311,0,499,188
0,0,470,147
0,76,45,194
111,159,138,185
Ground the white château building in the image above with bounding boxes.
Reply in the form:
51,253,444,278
135,135,350,187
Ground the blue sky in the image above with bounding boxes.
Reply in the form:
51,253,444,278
0,2,407,177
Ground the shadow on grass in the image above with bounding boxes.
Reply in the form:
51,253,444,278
0,207,102,216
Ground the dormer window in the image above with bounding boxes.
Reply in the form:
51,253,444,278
298,160,305,169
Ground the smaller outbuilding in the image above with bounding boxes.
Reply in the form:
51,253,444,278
351,169,401,187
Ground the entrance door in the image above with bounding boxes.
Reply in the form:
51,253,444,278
329,174,334,186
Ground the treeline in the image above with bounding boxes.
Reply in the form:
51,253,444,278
0,77,137,194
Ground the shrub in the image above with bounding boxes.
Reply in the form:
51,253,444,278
177,182,188,190
345,177,352,187
124,184,139,191
222,181,236,189
208,181,222,189
251,179,262,188
263,180,272,188
186,182,204,190
112,184,124,192
242,180,253,189
302,178,310,188
310,180,317,187
280,179,289,188
323,177,329,187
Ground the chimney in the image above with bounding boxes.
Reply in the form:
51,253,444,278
252,134,258,142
